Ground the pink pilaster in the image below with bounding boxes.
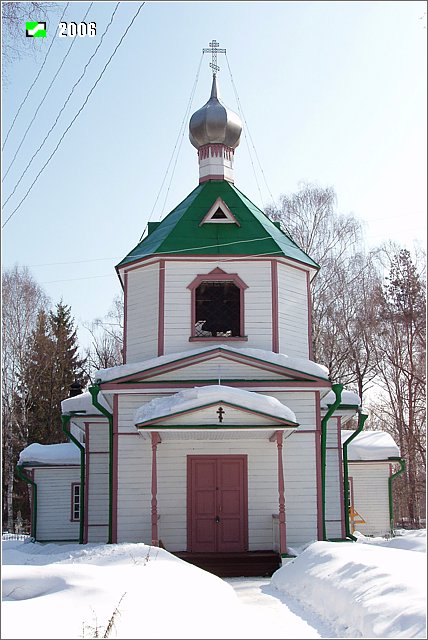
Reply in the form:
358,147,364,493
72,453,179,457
306,270,313,359
158,260,165,356
151,432,161,546
276,431,287,555
84,423,90,544
271,261,279,353
123,271,128,364
112,396,118,544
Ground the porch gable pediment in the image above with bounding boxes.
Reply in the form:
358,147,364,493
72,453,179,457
134,384,299,431
135,399,299,429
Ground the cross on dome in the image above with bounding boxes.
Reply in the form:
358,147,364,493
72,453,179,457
203,39,226,76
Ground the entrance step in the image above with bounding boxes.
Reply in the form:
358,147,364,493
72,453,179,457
174,550,282,578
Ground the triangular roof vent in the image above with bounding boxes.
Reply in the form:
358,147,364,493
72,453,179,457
199,197,240,226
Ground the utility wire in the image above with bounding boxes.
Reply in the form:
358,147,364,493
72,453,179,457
159,54,203,219
29,235,274,268
225,53,276,206
40,247,287,284
2,3,70,152
2,2,146,229
2,2,93,182
139,52,204,240
3,3,120,208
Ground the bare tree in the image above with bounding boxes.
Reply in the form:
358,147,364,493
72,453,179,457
2,2,60,71
84,294,124,381
371,245,426,527
2,265,49,531
266,182,378,401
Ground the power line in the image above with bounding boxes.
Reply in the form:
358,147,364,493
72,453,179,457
40,247,286,284
159,54,203,219
3,2,94,183
139,52,204,240
28,235,275,269
2,3,70,152
2,2,146,229
3,2,120,209
225,53,276,206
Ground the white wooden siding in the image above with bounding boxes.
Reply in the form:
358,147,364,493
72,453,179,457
146,357,286,382
87,423,109,543
283,432,318,545
163,261,272,354
117,434,151,544
349,462,391,536
118,394,162,433
126,263,160,363
33,467,80,541
265,392,317,431
324,418,343,539
277,263,309,358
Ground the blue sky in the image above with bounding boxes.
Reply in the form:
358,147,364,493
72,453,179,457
2,1,427,348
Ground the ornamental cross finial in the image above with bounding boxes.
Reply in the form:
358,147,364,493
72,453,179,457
203,39,226,76
216,406,225,423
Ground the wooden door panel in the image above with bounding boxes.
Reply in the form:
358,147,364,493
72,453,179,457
188,455,247,553
190,459,217,552
218,458,245,552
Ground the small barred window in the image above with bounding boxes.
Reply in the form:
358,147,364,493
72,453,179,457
71,483,80,521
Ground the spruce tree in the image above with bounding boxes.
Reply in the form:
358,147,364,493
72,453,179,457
24,302,88,444
24,309,55,444
50,302,88,442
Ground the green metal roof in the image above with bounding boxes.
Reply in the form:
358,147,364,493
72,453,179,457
116,180,319,270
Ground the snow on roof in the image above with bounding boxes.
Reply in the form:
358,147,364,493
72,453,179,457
341,430,400,460
61,391,110,415
18,442,82,466
95,344,329,383
321,389,361,409
135,385,298,425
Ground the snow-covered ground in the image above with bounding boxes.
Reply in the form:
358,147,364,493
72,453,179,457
2,530,426,639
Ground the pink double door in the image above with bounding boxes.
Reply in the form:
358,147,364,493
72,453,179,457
187,455,248,553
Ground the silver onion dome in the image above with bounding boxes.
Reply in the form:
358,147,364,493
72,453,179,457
189,75,242,149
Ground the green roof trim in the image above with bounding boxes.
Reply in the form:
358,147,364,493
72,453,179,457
117,181,319,269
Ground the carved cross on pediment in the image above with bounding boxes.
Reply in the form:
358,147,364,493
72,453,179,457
216,406,225,423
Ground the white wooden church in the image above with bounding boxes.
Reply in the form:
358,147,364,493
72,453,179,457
18,46,403,573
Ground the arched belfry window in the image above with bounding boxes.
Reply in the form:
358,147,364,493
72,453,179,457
187,268,248,341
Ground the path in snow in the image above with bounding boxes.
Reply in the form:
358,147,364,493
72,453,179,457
224,577,339,639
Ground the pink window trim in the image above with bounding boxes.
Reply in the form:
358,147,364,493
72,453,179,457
186,268,248,339
71,482,80,522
